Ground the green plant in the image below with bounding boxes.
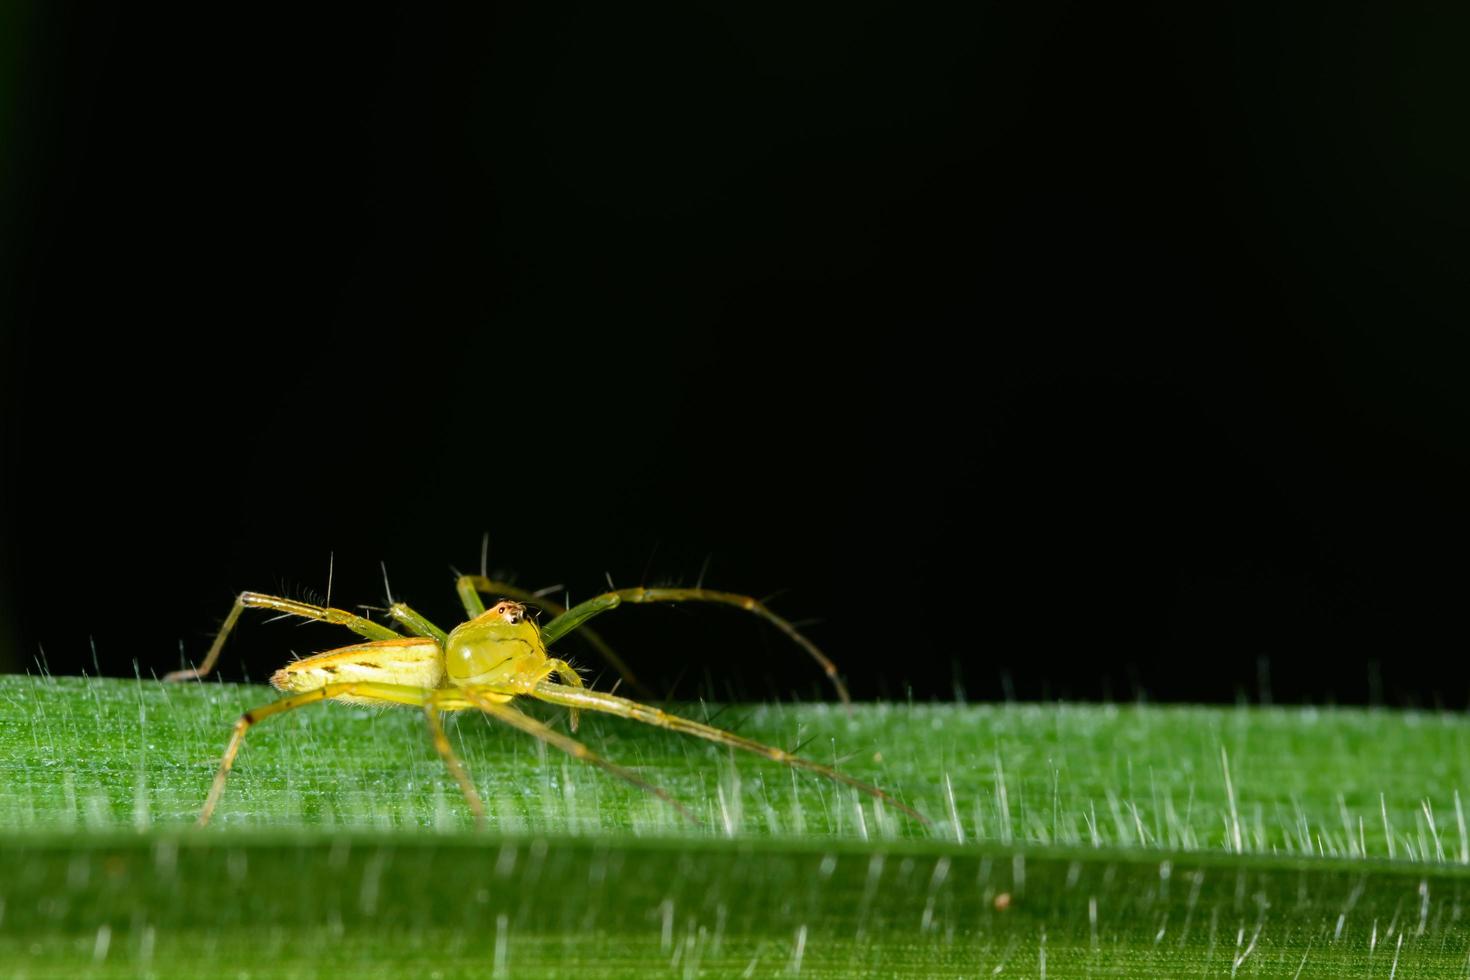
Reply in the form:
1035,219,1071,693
4,673,1470,976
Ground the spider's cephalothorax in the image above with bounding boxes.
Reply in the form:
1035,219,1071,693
445,600,548,686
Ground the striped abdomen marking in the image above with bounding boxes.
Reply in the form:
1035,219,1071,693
270,638,445,703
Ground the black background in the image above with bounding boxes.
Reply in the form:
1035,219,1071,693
3,5,1467,705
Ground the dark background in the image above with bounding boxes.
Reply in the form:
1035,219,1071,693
3,5,1467,705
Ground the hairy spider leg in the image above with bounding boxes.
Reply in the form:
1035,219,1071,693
164,592,402,683
386,602,449,644
423,690,486,826
198,681,432,825
455,574,649,697
544,658,585,731
529,682,929,824
542,587,851,705
456,687,697,824
197,679,698,827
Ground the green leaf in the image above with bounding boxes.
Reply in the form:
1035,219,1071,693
5,674,1470,976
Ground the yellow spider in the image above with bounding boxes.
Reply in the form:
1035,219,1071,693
166,574,927,827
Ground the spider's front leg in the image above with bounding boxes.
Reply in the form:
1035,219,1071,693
542,587,851,704
528,682,929,825
454,686,697,824
164,592,402,683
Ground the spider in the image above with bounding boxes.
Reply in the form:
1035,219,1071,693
165,573,928,827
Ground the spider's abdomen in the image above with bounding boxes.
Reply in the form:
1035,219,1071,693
270,638,446,701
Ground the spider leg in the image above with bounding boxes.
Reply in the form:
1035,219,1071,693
423,691,486,828
387,602,448,644
164,592,402,683
530,682,928,824
197,681,433,825
545,658,584,731
455,574,650,698
456,686,698,825
541,587,851,705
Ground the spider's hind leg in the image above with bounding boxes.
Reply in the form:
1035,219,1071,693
165,592,402,683
198,681,433,825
